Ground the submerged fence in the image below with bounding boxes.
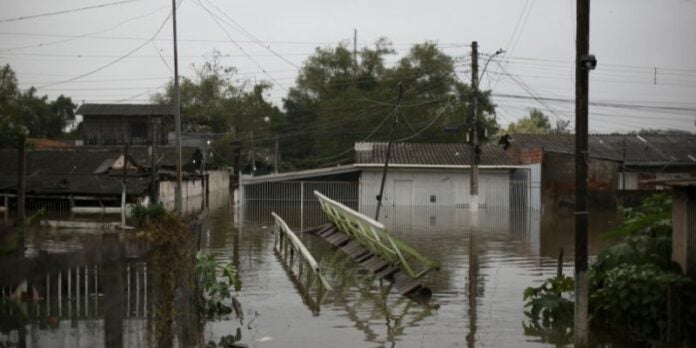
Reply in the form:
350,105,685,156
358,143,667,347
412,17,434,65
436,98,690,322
238,173,539,230
239,180,359,229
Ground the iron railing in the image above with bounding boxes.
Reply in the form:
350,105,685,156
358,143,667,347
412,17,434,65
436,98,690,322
272,212,332,291
315,191,439,279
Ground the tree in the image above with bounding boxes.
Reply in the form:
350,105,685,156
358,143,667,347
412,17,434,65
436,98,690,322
152,53,282,171
506,109,552,134
280,39,499,169
0,64,75,148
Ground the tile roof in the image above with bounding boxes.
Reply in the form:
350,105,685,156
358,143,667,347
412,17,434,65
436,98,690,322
75,103,174,116
27,138,72,149
354,142,514,166
0,146,201,196
504,133,696,164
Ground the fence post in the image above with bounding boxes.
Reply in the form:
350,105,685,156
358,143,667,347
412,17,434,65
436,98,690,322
300,181,305,232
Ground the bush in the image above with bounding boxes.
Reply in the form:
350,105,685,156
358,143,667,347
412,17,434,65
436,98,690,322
131,203,166,227
524,193,696,345
590,263,693,343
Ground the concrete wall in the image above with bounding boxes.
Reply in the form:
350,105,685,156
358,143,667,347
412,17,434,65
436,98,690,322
159,170,229,216
359,168,511,211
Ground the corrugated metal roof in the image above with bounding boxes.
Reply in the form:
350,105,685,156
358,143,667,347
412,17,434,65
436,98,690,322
76,103,174,116
506,133,696,164
354,142,514,166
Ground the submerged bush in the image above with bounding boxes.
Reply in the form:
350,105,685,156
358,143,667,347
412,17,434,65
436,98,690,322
522,275,574,345
524,193,696,345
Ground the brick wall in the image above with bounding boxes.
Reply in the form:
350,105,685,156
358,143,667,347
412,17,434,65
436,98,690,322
505,146,544,164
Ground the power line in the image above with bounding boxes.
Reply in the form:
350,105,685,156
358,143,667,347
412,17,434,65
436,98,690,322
35,2,180,90
0,0,140,24
201,0,300,69
192,0,284,88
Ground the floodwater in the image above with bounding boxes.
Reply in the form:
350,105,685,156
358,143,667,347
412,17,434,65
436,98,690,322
0,197,621,347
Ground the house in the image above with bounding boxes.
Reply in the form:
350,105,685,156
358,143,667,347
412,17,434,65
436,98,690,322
499,133,696,209
76,103,174,146
353,142,524,210
0,146,221,217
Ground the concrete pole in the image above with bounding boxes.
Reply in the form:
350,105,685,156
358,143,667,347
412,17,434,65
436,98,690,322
172,0,183,215
574,0,591,345
470,41,480,212
17,133,26,225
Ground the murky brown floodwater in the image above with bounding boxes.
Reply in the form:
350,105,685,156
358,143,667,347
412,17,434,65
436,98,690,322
0,199,620,347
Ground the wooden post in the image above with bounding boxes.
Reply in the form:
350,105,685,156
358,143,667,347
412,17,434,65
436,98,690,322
121,143,129,227
150,118,159,204
667,284,682,347
557,248,564,278
17,134,26,226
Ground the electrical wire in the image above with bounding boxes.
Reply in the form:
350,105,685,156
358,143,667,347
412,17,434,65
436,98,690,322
192,0,284,88
34,1,181,90
0,0,139,24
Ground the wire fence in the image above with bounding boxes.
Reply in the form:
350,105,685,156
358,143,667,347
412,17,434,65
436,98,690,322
240,181,359,230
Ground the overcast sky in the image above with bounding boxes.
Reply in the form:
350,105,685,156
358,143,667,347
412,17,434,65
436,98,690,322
1,0,695,133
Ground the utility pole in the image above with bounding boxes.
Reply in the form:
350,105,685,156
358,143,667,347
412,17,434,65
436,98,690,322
150,118,159,204
274,136,279,174
16,133,26,226
353,29,358,64
375,83,403,221
469,41,479,212
574,0,592,345
171,0,183,215
121,143,129,228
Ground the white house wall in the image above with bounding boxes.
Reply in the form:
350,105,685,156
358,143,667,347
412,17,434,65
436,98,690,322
359,168,511,210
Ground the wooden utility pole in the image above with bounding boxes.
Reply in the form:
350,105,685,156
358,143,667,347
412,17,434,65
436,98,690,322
375,83,403,221
121,143,129,228
353,29,358,64
574,0,591,345
172,0,183,215
150,119,159,203
469,41,479,212
274,136,279,174
16,134,26,225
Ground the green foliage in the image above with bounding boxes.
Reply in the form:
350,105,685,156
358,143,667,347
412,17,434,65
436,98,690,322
523,194,696,345
522,275,575,344
280,39,499,169
197,252,244,347
152,52,281,172
590,263,695,343
130,203,167,227
603,193,671,240
195,252,242,319
506,109,552,134
0,64,76,148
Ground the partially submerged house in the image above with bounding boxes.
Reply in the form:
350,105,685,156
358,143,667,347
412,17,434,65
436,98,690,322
500,133,696,209
354,142,522,209
0,147,208,216
76,103,174,146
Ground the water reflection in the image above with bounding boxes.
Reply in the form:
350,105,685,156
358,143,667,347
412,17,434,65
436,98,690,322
0,191,621,347
229,200,618,346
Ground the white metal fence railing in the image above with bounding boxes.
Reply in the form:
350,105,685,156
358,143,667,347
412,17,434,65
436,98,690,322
239,180,359,230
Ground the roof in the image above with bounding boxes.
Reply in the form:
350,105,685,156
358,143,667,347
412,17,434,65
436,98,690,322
75,103,174,117
0,146,201,196
504,133,696,165
354,142,514,167
0,148,146,195
27,138,72,149
242,165,360,184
